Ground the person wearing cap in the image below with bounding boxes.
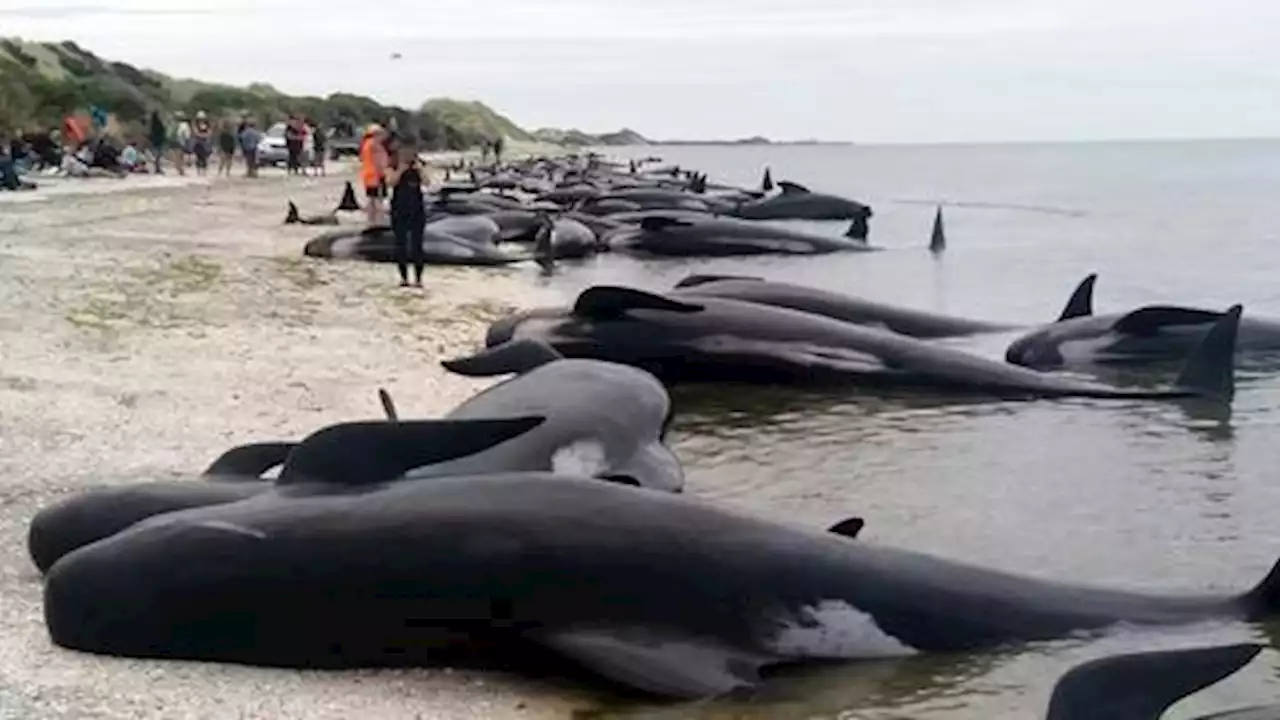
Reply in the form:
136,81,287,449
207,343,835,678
191,110,213,176
359,123,389,225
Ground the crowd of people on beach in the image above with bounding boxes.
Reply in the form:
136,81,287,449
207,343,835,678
2,108,337,191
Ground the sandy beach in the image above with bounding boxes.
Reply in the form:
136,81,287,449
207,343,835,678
0,161,593,719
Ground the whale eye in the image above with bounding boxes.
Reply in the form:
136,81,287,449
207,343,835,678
598,475,641,487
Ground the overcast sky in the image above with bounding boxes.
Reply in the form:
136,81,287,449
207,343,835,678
3,0,1278,143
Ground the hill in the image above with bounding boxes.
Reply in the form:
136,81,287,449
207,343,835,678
0,38,649,150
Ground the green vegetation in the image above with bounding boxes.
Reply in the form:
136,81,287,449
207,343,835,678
0,37,650,150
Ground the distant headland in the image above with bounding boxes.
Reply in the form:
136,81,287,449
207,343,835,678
0,38,845,151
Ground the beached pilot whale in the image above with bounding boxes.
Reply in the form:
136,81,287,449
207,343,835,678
27,343,684,573
394,339,687,489
732,181,874,225
602,214,874,257
303,225,531,267
1046,643,1274,720
468,285,1240,401
1006,273,1280,370
42,472,1280,700
671,274,1018,337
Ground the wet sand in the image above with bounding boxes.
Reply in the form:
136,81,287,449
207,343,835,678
0,163,591,719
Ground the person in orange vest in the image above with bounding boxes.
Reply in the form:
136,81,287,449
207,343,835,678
359,124,389,226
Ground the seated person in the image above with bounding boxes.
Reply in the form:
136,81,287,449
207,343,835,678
0,148,37,191
119,142,141,172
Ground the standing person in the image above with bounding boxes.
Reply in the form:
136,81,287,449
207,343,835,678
147,110,167,174
493,135,504,166
172,112,192,176
311,121,327,177
284,114,305,176
191,111,213,176
215,119,236,177
385,139,426,288
359,124,389,226
238,119,262,178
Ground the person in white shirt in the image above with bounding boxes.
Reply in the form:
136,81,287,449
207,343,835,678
173,113,192,176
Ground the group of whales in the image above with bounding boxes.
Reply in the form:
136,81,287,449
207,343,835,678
292,155,895,267
460,272,1254,402
25,335,1280,715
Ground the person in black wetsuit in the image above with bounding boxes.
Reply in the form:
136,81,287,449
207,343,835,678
385,139,426,287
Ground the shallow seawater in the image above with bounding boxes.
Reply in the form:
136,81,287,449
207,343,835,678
531,140,1280,718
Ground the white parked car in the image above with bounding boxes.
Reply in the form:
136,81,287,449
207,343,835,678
256,123,314,167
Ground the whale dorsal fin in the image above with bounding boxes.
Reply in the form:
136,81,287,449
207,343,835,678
761,167,774,192
777,181,810,195
674,274,765,289
573,286,705,321
827,517,865,539
278,416,547,485
441,338,564,377
1058,274,1097,321
285,201,300,224
1045,643,1262,720
1113,306,1224,336
639,216,695,232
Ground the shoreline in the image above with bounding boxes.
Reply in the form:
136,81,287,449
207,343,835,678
0,160,592,719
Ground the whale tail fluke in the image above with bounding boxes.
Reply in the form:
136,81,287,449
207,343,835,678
278,416,547,486
1241,554,1280,618
1172,304,1240,401
1058,274,1098,321
203,442,296,479
285,201,301,224
336,181,361,212
1044,643,1262,720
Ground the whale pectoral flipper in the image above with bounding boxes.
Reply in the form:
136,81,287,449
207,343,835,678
277,417,547,485
1113,306,1225,336
536,629,771,700
689,337,888,377
573,286,705,321
1045,643,1263,720
827,517,866,539
673,274,765,289
441,339,565,377
1058,274,1097,321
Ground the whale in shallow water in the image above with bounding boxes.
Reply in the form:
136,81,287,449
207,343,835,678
467,285,1239,401
732,181,874,223
671,274,1018,337
1046,643,1275,720
1007,273,1280,370
602,215,874,257
42,472,1280,700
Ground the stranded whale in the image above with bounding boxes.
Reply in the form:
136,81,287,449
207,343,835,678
43,473,1280,700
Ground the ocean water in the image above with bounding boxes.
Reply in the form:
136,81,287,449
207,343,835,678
525,140,1280,718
